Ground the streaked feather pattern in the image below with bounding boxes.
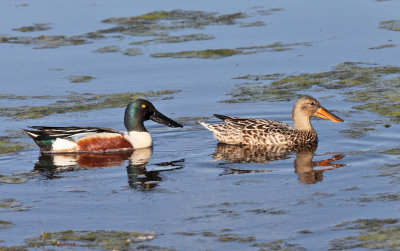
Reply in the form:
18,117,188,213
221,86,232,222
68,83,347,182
199,96,343,146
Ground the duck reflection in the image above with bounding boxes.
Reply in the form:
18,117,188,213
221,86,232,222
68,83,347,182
33,148,184,189
213,143,344,184
126,148,184,190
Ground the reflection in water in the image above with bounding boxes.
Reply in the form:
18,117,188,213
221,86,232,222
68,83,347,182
126,148,184,190
33,148,184,190
213,143,344,184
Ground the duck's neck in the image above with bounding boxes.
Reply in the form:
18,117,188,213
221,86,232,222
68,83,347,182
292,109,314,132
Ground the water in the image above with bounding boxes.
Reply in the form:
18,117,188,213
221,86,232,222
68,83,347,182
1,0,400,250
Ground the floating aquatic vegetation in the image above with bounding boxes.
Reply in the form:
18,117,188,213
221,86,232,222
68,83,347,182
0,90,180,119
246,208,288,215
330,218,400,250
25,230,156,250
12,23,51,32
93,45,121,53
240,21,265,27
233,73,285,81
0,35,90,49
68,75,96,83
131,33,215,45
224,62,400,120
379,19,400,31
102,10,246,28
255,8,285,16
0,138,24,154
252,239,306,250
123,48,142,56
151,42,311,59
340,121,378,138
351,192,400,202
0,198,31,211
373,163,400,184
151,48,243,59
135,244,176,250
0,174,28,184
175,229,255,243
0,220,13,230
369,43,398,50
95,10,247,38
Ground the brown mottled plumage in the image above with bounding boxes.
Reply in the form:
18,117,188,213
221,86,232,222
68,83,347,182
199,96,343,146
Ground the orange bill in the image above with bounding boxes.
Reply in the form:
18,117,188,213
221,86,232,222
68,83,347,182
315,107,344,122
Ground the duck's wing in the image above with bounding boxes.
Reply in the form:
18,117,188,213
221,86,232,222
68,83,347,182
28,126,122,138
213,114,292,132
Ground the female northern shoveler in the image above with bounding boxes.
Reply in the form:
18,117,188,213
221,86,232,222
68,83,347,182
199,96,343,146
24,99,182,153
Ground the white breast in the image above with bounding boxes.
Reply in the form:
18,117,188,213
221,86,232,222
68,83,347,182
124,131,153,149
52,138,78,152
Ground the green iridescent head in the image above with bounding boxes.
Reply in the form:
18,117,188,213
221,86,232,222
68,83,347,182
124,99,183,132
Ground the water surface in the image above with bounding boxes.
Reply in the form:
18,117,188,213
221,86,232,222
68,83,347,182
1,0,400,250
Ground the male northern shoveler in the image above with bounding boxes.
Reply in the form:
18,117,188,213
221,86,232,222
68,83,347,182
24,99,182,153
199,96,343,146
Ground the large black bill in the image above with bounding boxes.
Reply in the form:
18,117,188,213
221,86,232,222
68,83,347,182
151,109,183,128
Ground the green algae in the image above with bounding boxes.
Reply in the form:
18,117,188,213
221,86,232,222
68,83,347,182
0,198,31,211
340,121,378,138
135,245,176,251
123,48,142,56
216,233,255,243
176,229,256,243
94,45,121,53
131,33,214,45
240,21,265,27
102,10,245,28
252,239,306,250
0,9,277,53
0,34,90,49
233,73,285,81
0,90,180,119
246,208,288,215
68,75,96,83
0,220,13,230
0,246,28,251
224,62,400,121
0,175,28,184
330,218,400,250
0,138,24,154
352,192,400,202
25,230,156,250
369,43,398,50
379,19,400,31
152,48,243,59
256,8,285,16
151,42,311,59
12,23,51,32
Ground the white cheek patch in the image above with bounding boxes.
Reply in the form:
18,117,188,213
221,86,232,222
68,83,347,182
52,138,78,151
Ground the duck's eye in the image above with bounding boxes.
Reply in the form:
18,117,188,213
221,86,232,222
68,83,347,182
142,104,146,109
309,102,316,106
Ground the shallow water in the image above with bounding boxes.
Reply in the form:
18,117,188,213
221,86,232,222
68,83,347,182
1,0,400,250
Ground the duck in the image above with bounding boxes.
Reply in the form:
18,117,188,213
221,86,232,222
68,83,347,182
24,99,183,153
199,96,343,146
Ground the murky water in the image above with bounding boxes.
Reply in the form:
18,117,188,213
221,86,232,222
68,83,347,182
1,0,400,250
